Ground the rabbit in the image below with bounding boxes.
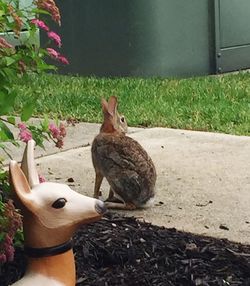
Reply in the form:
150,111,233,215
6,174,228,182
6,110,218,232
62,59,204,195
91,96,156,210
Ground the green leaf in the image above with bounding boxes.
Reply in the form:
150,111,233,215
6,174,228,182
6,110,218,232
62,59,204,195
31,8,50,15
6,116,15,125
0,121,14,141
41,114,49,131
0,232,5,243
0,89,17,115
1,67,16,81
36,59,57,71
0,170,7,180
21,101,36,121
14,230,24,247
5,56,16,66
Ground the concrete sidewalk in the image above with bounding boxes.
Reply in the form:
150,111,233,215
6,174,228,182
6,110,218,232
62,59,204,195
2,122,250,244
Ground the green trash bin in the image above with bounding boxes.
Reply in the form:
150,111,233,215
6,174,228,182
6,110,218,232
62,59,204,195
43,0,214,77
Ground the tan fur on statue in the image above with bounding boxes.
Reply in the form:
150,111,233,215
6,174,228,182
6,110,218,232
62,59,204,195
10,140,106,286
91,96,157,210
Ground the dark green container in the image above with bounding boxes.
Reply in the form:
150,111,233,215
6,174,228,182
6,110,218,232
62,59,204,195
43,0,250,77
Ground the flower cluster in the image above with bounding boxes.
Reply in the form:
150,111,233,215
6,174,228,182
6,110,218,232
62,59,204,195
31,19,49,32
47,48,69,64
18,123,32,143
0,0,68,266
0,234,14,264
31,2,68,65
18,121,67,149
0,37,13,49
0,201,22,263
47,31,61,47
31,20,62,48
7,4,23,36
36,0,61,25
49,122,67,148
18,60,27,74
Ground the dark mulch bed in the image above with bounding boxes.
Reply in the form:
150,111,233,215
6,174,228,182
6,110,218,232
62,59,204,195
1,213,250,286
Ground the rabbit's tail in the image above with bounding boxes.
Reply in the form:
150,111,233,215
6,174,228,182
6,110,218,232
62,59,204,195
140,196,155,209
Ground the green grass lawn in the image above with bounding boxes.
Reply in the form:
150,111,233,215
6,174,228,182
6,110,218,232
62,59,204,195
13,72,250,136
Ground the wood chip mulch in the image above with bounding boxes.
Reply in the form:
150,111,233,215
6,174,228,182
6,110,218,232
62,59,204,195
1,212,250,286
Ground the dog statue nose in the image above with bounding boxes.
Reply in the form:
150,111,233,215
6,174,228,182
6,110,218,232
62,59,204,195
95,200,107,215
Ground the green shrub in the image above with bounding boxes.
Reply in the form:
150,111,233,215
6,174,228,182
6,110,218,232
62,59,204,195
0,0,67,264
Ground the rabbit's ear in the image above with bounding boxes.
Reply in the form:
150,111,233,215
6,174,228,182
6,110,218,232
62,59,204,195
21,139,40,188
108,96,118,116
9,160,36,212
100,98,115,133
101,98,110,115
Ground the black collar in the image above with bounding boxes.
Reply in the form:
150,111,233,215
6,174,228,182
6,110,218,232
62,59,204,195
24,240,73,258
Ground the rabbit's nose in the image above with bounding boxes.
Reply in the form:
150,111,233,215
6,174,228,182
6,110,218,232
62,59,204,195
95,200,107,215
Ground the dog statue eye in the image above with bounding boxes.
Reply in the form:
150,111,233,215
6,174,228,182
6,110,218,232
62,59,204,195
52,198,67,209
120,116,125,123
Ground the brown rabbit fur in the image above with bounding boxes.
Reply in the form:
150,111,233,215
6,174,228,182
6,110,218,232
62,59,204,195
91,96,156,210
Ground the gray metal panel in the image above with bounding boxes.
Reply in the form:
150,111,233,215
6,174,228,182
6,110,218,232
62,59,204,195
215,0,250,73
214,0,221,73
220,46,250,73
49,0,213,77
220,0,250,48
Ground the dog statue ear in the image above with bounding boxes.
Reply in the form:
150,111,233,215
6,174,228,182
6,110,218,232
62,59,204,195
9,160,37,213
21,139,40,187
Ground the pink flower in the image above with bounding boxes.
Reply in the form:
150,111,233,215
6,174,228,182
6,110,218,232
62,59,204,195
18,122,32,143
47,48,59,59
48,122,66,149
46,48,69,65
31,19,49,31
18,60,26,73
4,244,14,262
0,37,13,49
58,55,69,65
47,31,61,47
0,253,7,264
19,129,32,143
55,138,64,148
39,174,46,183
49,123,60,138
4,235,12,245
36,0,61,25
59,123,66,137
17,122,26,130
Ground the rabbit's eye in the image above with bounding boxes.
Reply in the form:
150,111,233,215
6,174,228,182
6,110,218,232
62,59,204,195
120,116,125,123
52,198,67,209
